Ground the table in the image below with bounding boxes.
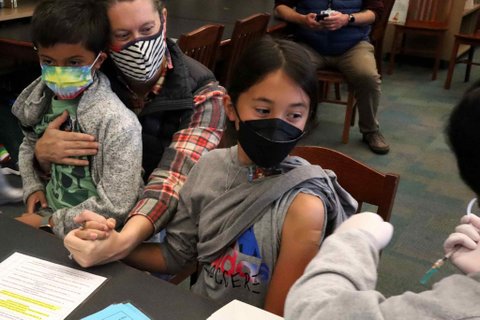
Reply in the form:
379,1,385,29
0,215,220,319
0,21,35,62
0,0,38,22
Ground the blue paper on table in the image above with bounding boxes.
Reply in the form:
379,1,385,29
81,302,151,320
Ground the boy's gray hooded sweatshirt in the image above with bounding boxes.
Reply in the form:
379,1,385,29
12,72,143,237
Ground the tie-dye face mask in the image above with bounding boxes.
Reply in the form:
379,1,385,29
41,53,101,100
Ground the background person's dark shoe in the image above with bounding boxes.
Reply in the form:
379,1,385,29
363,132,390,154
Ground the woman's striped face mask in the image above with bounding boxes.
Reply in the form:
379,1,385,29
41,53,101,100
109,28,167,82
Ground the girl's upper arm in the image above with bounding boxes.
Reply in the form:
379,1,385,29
264,192,325,316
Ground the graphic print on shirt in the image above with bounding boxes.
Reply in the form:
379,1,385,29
205,226,270,294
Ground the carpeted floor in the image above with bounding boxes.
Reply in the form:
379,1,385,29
1,57,478,297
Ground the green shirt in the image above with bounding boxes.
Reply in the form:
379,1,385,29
34,98,98,211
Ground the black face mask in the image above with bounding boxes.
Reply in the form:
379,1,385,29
238,118,304,168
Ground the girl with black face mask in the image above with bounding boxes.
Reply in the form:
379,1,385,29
89,36,357,316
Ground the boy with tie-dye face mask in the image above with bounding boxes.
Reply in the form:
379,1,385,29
11,0,144,238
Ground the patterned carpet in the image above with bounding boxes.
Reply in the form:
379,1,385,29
1,57,479,297
301,58,478,296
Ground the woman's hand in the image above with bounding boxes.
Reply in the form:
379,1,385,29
64,215,156,268
26,190,47,213
64,227,123,267
35,111,99,169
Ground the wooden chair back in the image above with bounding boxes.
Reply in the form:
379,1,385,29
475,11,480,34
406,0,452,25
388,0,453,80
222,13,270,87
370,0,396,75
177,24,224,71
444,11,480,89
291,146,400,222
0,38,36,63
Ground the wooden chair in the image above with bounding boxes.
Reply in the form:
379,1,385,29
388,0,453,81
444,13,480,89
0,38,36,63
177,24,224,72
221,13,271,87
291,146,400,222
0,37,38,92
318,0,395,144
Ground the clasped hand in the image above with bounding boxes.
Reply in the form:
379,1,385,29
73,210,116,240
63,210,118,267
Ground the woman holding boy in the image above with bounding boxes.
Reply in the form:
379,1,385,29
34,0,225,252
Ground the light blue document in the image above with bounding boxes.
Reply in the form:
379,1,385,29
81,302,151,320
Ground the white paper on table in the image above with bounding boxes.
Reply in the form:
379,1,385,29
0,252,107,320
208,300,284,320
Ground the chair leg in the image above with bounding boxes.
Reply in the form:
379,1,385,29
342,85,355,144
465,46,475,82
388,28,401,75
431,34,444,81
350,103,357,127
444,39,460,90
317,80,323,101
334,83,341,100
323,81,329,100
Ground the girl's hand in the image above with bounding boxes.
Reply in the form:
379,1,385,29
16,212,43,228
73,210,116,240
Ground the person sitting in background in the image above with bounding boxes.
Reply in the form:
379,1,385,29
65,36,357,316
284,82,480,319
274,0,389,155
12,0,143,237
34,0,225,261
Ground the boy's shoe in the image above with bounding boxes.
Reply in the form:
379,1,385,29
362,131,390,155
0,186,23,205
1,159,20,175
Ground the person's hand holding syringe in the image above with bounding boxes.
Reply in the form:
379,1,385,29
421,198,480,284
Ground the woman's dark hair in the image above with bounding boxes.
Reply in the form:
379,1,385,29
104,0,164,12
222,35,318,146
447,80,480,196
31,0,110,54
